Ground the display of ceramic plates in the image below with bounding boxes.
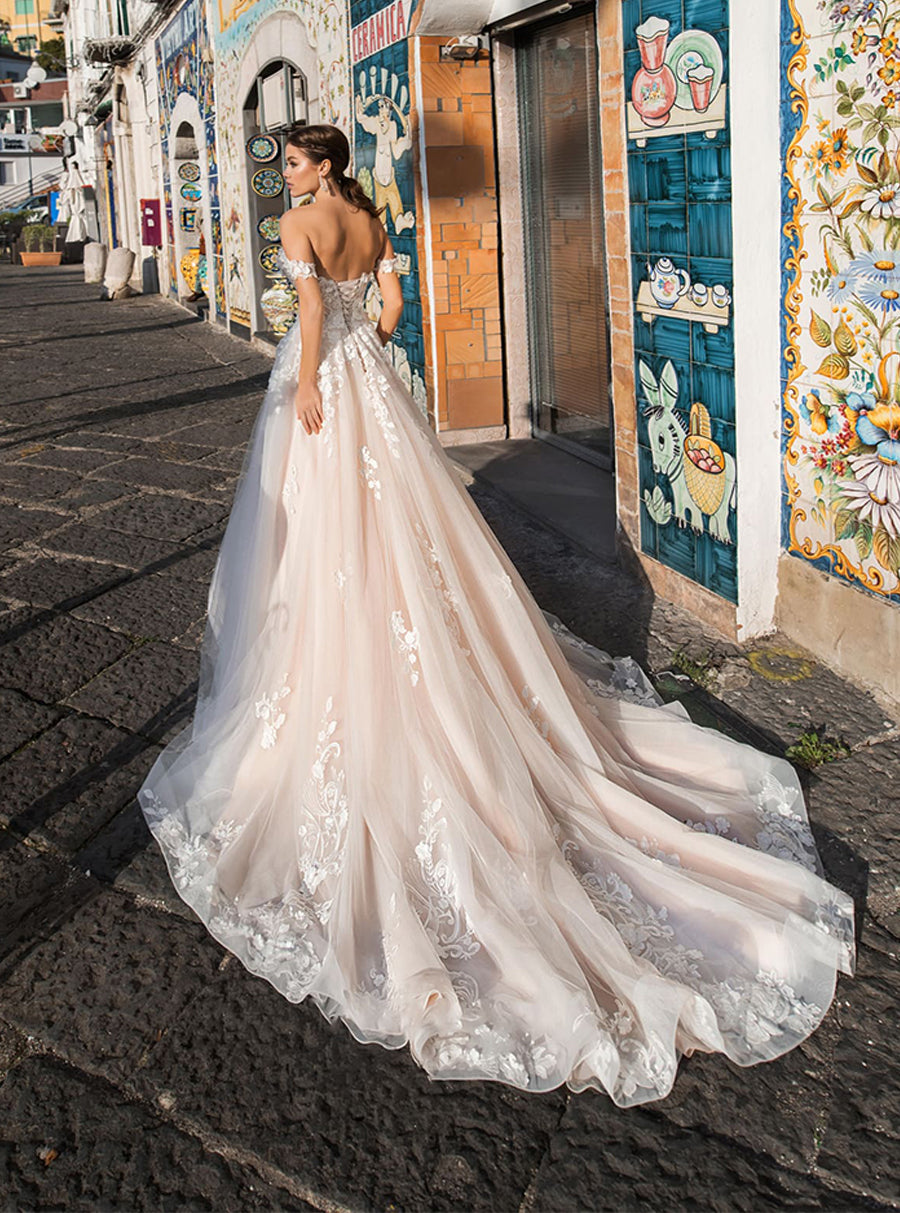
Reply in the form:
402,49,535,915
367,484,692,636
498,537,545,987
180,182,202,202
665,29,724,111
251,168,284,198
258,244,281,273
178,162,201,182
256,214,281,242
246,133,280,163
179,208,197,232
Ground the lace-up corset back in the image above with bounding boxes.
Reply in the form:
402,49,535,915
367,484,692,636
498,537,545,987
276,248,397,339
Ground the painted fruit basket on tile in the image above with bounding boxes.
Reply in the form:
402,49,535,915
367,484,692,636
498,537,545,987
683,402,726,514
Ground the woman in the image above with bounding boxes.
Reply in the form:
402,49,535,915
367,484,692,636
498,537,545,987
138,124,855,1107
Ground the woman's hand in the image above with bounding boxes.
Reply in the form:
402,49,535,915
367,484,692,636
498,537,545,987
295,379,323,435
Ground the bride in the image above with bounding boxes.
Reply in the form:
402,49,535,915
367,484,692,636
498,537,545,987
138,124,855,1108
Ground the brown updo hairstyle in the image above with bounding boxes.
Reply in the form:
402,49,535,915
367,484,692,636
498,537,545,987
284,123,385,219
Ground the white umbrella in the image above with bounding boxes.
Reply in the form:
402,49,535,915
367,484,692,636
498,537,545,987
61,164,88,242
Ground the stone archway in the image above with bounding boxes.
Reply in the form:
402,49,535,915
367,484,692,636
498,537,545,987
169,92,213,301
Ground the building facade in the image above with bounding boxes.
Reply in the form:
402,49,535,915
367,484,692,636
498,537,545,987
55,0,900,704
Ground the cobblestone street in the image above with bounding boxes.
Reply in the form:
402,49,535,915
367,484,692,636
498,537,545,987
1,264,898,1212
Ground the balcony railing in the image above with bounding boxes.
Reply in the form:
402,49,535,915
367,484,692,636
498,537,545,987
83,37,138,66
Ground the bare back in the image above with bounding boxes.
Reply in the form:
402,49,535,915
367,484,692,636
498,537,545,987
282,200,388,283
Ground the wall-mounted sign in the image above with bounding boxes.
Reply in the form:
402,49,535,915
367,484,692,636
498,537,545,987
351,0,413,63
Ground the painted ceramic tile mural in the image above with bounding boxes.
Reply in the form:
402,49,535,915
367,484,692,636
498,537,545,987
350,0,427,414
211,0,350,328
155,0,223,314
782,0,900,602
624,0,737,603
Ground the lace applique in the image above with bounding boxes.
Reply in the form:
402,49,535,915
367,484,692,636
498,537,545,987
362,355,401,458
254,674,291,749
358,444,381,499
688,772,819,872
522,684,550,740
334,557,353,599
409,774,482,965
495,571,513,599
296,694,349,919
282,463,300,513
391,609,420,685
633,836,683,868
751,772,819,870
316,357,341,456
559,832,826,1068
277,249,318,280
414,522,470,656
375,256,397,273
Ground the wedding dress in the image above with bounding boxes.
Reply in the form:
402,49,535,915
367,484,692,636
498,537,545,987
137,247,855,1107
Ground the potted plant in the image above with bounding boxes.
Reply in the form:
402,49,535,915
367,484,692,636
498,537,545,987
20,223,63,266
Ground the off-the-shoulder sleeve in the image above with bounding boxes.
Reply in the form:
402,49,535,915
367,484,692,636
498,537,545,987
375,256,397,273
277,247,318,280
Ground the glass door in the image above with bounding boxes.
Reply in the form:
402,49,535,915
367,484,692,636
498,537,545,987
517,5,613,467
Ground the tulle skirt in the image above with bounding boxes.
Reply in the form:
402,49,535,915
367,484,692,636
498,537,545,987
138,310,855,1107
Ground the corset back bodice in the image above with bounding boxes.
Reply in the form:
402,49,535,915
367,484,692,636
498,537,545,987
276,248,396,347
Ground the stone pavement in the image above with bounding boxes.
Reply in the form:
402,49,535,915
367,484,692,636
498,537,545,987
0,263,896,1213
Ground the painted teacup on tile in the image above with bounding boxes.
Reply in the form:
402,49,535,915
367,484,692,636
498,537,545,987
711,284,731,308
687,64,715,113
689,283,709,308
648,257,691,308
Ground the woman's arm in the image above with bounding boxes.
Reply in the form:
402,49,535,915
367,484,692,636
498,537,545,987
375,233,404,348
279,212,325,435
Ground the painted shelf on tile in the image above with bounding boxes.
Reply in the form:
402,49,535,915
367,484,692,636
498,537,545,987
637,280,730,332
627,86,727,147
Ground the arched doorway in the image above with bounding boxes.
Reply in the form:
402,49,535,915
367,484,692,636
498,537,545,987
169,97,213,304
242,58,309,337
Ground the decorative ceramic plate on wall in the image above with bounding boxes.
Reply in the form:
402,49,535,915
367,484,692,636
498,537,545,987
246,134,280,163
258,244,282,273
180,182,202,202
256,214,281,241
251,168,285,198
665,29,724,111
178,162,201,182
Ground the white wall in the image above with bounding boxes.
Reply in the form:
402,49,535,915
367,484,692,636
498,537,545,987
731,0,782,639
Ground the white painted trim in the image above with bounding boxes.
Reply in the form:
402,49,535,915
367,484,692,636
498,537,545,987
731,0,781,638
412,32,442,432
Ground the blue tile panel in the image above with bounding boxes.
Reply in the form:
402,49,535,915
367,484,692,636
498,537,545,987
626,0,738,604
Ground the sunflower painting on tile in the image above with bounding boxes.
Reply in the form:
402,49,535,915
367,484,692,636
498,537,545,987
783,0,900,601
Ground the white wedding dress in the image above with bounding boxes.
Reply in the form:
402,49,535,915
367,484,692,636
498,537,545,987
137,248,855,1107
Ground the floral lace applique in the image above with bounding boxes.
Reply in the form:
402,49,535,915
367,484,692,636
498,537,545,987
359,444,381,499
296,694,350,921
522,684,550,741
391,609,420,685
414,521,470,656
362,355,401,458
495,571,513,599
558,831,826,1067
282,463,300,514
334,557,353,599
254,674,291,749
410,774,482,965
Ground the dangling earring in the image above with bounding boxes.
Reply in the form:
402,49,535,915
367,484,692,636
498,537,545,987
319,172,333,196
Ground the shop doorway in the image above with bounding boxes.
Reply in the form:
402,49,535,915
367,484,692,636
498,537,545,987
516,5,613,468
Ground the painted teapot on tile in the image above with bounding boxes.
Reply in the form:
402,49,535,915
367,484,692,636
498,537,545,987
648,258,691,309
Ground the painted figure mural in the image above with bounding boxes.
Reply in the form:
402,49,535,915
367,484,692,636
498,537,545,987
783,0,900,602
625,0,737,602
351,0,426,414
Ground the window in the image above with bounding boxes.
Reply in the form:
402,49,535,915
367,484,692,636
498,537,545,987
15,35,37,52
14,0,35,14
